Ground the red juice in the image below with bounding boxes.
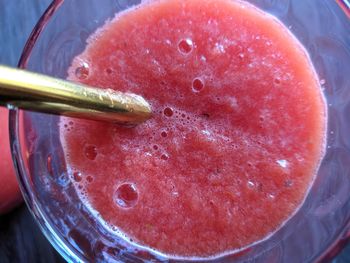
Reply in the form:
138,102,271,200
60,0,326,258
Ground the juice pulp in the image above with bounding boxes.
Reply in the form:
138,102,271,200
60,0,326,258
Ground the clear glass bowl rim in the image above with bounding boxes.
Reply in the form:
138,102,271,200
9,0,350,262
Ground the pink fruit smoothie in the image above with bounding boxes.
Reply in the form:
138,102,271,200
60,0,326,258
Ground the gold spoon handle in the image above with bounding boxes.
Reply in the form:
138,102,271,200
0,65,151,124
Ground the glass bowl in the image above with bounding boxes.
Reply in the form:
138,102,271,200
10,0,350,262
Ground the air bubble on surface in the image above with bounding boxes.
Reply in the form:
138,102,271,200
86,175,94,183
75,62,90,79
274,78,281,85
164,107,174,117
200,55,207,62
247,181,255,188
178,38,193,54
192,78,204,92
285,180,293,187
228,96,238,109
267,193,276,200
277,159,288,168
161,154,169,160
214,42,225,53
295,154,304,162
73,171,82,182
145,152,152,157
84,145,98,160
115,183,138,208
105,68,113,75
232,144,239,150
320,79,326,85
201,130,211,137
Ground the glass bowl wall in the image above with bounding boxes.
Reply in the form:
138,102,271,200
10,0,350,262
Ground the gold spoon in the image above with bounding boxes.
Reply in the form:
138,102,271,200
0,65,151,125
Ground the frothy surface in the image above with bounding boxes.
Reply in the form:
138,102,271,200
60,0,326,258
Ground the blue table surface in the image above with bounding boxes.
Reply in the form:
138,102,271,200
0,1,349,262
